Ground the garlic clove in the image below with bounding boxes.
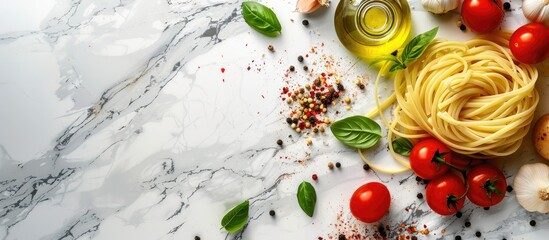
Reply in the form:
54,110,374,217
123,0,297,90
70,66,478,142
422,0,460,14
513,163,549,213
296,0,329,14
522,0,549,27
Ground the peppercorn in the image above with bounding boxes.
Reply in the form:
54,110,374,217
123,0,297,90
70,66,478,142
195,236,201,240
312,174,318,180
313,128,319,133
335,162,341,168
276,139,283,146
303,65,308,71
503,2,510,10
391,50,398,56
298,55,304,62
503,238,507,240
292,118,299,124
268,45,274,52
411,236,417,240
363,164,370,171
309,116,316,124
332,92,340,98
530,220,536,226
286,118,292,124
455,236,462,240
302,19,309,26
319,126,325,132
328,162,334,169
465,221,471,227
338,234,346,240
415,176,422,182
269,210,275,216
344,97,351,104
484,206,490,210
417,193,423,199
506,185,513,192
289,66,295,72
456,211,462,218
314,78,322,87
291,123,296,129
337,84,344,91
296,128,301,133
475,231,481,237
460,24,467,31
423,179,430,185
359,84,365,90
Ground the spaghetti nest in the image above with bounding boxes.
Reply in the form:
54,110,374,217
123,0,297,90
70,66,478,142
388,33,539,158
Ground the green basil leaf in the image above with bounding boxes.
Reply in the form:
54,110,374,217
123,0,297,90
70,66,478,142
297,181,316,217
389,62,405,72
241,1,282,37
392,137,413,156
330,115,382,149
401,27,438,65
221,200,249,233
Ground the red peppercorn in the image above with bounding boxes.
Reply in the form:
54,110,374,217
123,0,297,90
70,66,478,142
312,174,318,180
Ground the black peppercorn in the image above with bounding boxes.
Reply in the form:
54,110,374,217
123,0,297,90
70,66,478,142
302,19,309,26
456,211,462,218
415,176,422,182
530,220,536,226
293,118,299,124
503,2,510,10
484,206,490,210
269,210,275,216
303,66,309,71
363,164,370,171
359,84,365,90
411,236,418,240
417,193,423,199
338,234,346,240
298,55,304,62
465,221,471,227
276,139,283,146
335,162,341,168
423,179,430,185
289,66,295,72
337,84,344,91
391,50,398,56
475,231,481,237
286,117,292,124
309,116,316,124
460,24,467,31
455,236,462,240
506,185,513,192
195,236,200,240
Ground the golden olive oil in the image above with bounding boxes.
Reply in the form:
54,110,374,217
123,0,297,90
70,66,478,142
335,0,412,60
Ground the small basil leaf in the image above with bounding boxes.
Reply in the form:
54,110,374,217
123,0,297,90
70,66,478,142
221,200,249,233
330,115,382,149
389,62,405,72
392,137,413,156
401,27,438,65
242,1,282,37
297,181,316,217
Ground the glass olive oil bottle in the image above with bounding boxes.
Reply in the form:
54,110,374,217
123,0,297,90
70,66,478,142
335,0,412,60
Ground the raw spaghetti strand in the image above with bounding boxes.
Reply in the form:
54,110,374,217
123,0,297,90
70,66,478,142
360,32,539,172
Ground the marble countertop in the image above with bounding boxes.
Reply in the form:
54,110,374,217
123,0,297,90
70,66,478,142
1,0,548,239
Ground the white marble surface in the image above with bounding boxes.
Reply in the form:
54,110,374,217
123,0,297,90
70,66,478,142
0,0,548,239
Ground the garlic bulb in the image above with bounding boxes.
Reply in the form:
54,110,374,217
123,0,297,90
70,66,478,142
513,163,549,213
522,0,549,26
296,0,329,14
421,0,460,14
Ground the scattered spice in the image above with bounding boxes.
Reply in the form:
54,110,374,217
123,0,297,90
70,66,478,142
269,210,276,216
506,185,513,192
455,236,462,240
423,179,430,185
530,220,536,226
195,236,200,240
338,234,346,240
465,221,471,227
503,2,510,10
460,24,467,31
328,162,334,170
298,55,304,62
416,193,423,199
312,174,318,180
415,176,422,182
475,231,481,238
303,65,309,71
455,211,462,218
268,45,275,52
306,139,313,146
302,19,309,26
277,139,283,146
335,162,341,168
420,228,429,235
483,206,490,210
411,236,417,240
221,68,226,73
363,164,370,171
289,65,295,72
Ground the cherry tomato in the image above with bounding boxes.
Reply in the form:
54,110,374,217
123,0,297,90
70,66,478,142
466,164,507,207
426,172,467,215
461,0,504,33
509,23,549,64
350,182,390,223
409,138,453,180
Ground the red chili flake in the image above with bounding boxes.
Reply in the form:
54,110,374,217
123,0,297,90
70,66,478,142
312,174,318,180
221,68,225,73
282,87,289,94
247,66,251,71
